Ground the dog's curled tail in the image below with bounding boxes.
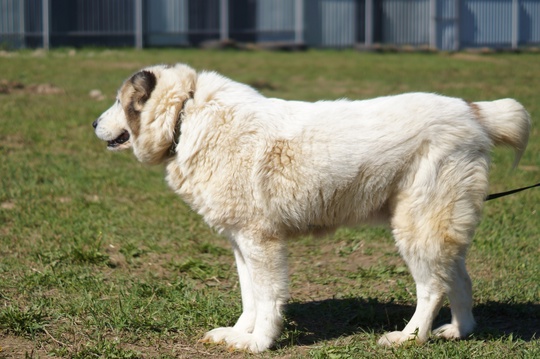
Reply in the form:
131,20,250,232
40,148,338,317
471,99,531,167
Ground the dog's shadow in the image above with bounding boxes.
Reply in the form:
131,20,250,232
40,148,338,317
282,298,539,346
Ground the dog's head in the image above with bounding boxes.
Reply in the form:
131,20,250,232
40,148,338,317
93,64,197,164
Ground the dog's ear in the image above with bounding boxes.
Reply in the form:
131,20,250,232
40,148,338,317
130,70,157,111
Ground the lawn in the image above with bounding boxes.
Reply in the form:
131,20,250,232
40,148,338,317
0,48,539,358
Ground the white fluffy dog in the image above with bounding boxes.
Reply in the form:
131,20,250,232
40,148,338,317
93,64,530,352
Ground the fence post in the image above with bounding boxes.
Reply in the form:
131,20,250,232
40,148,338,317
220,0,229,41
511,0,519,49
20,0,27,47
429,0,437,49
135,0,143,49
365,0,373,49
454,0,460,51
42,0,49,50
295,0,304,45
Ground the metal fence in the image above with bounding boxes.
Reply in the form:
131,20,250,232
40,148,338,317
1,0,539,50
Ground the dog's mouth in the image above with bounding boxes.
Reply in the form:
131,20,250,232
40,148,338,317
107,130,130,149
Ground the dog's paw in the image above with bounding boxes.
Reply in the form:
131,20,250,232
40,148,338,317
432,324,463,339
378,331,419,346
199,328,272,353
225,332,273,353
199,327,240,344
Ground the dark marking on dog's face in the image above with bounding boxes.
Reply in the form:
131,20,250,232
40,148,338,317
121,70,157,137
131,70,157,108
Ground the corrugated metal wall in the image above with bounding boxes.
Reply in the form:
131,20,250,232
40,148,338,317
47,0,135,47
436,0,459,51
461,0,514,48
521,0,540,44
322,0,356,47
0,0,44,48
145,0,188,46
187,0,220,44
0,0,25,48
257,0,295,42
1,0,539,50
24,0,44,47
381,0,430,46
305,0,357,47
72,0,134,34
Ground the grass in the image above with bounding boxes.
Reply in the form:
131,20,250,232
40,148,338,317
0,48,539,358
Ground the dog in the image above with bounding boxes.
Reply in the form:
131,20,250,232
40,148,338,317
93,63,530,352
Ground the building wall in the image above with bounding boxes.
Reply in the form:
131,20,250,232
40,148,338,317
0,0,539,50
145,0,188,46
521,0,540,44
304,0,358,47
257,0,294,42
0,0,25,48
380,0,431,46
461,0,514,48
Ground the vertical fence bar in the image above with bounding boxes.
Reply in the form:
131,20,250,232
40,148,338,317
365,0,373,48
220,0,229,41
42,0,49,50
429,0,437,49
20,0,26,46
455,0,460,51
135,0,143,49
511,0,518,49
294,0,304,44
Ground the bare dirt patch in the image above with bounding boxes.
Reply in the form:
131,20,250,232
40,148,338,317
0,134,28,155
0,79,64,95
288,233,405,302
0,201,16,210
449,52,507,64
0,335,48,358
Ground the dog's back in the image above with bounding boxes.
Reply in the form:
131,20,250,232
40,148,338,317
253,93,529,234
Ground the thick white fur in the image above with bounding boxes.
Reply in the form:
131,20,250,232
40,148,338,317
93,64,531,352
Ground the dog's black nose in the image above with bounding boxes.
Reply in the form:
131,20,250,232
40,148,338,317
92,119,98,129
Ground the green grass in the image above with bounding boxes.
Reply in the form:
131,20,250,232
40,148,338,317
0,49,539,358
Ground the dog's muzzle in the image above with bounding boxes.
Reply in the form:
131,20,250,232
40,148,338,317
93,118,131,149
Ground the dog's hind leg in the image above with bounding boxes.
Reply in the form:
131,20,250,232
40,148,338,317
430,156,488,341
201,231,289,353
378,220,448,345
432,257,476,339
379,153,488,346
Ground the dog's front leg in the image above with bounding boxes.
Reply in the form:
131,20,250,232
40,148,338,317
201,232,289,353
231,243,257,333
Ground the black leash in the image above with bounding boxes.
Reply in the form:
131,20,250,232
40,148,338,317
485,182,540,201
